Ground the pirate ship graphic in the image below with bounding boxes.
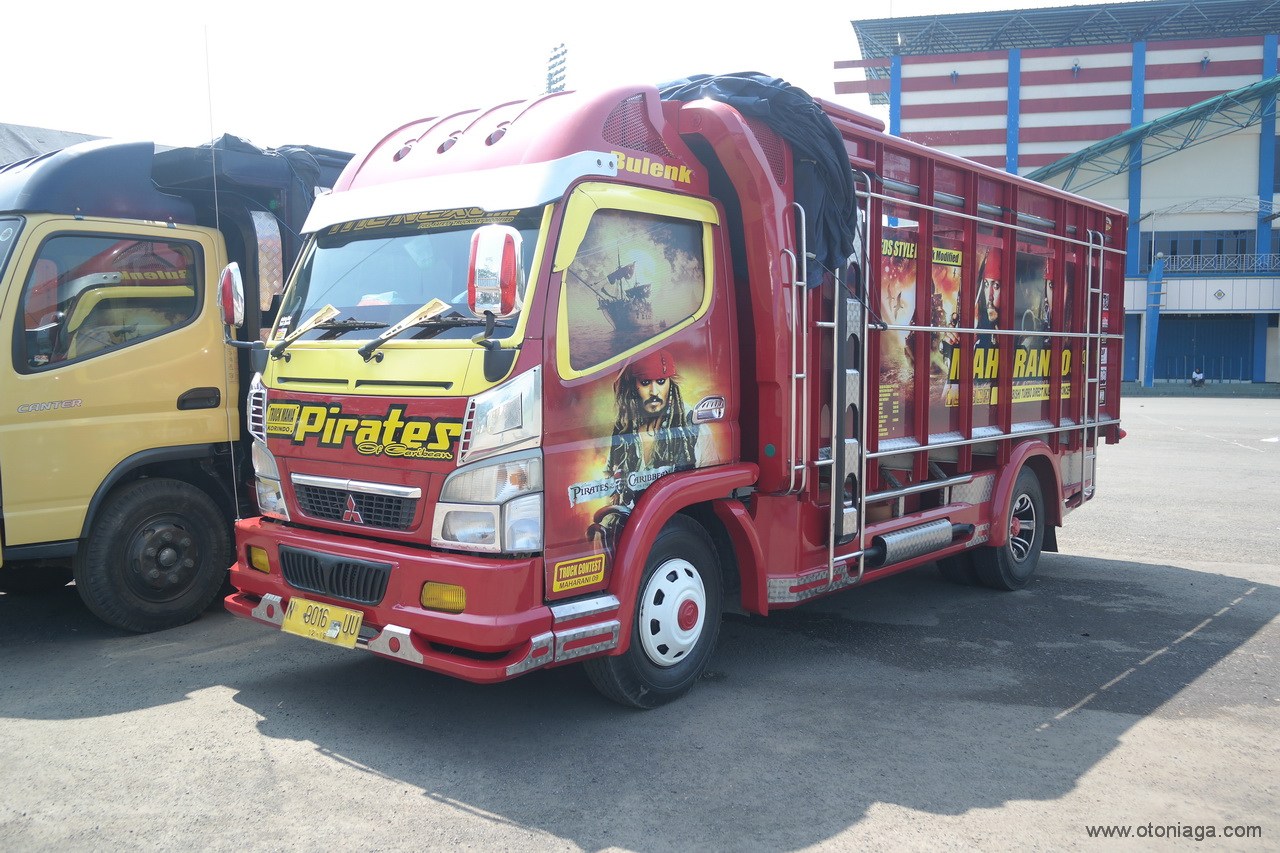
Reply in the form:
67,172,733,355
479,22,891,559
570,259,656,333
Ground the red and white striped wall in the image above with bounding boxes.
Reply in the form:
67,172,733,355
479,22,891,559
838,36,1269,173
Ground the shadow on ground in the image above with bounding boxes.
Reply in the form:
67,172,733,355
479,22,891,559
1,553,1275,851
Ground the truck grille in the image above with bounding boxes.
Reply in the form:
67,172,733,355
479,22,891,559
280,546,391,605
294,483,417,531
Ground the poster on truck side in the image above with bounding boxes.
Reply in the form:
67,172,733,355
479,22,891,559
876,228,918,440
937,243,1073,424
877,230,971,440
1010,248,1059,423
926,238,964,435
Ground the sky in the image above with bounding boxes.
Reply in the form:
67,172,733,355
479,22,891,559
6,0,1117,155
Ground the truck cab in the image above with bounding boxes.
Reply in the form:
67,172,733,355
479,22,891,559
0,137,349,631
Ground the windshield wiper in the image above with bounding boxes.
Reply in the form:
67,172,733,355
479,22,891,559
270,304,340,360
357,298,452,362
314,319,389,339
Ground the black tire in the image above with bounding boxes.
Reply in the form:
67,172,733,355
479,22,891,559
584,515,723,709
973,467,1045,591
936,552,979,586
0,561,74,594
72,478,231,632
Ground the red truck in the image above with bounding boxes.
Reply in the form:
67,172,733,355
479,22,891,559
223,74,1125,707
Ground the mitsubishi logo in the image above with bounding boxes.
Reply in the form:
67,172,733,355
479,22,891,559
342,494,364,524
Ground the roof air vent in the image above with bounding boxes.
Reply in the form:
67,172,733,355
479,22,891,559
602,94,672,156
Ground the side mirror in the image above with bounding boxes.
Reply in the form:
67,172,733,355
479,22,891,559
219,262,245,329
467,225,524,319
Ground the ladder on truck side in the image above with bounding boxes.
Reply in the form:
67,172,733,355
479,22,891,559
783,172,873,588
1080,228,1107,499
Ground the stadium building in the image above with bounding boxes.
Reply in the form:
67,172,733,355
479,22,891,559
838,0,1280,386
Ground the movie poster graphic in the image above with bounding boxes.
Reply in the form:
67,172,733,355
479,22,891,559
1011,251,1054,421
927,239,963,435
939,246,1072,420
936,244,1001,429
547,345,731,594
563,209,706,372
877,228,918,440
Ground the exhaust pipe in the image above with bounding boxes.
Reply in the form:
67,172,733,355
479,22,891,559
863,520,974,568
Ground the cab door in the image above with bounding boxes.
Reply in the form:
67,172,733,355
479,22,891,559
539,183,739,599
0,216,232,546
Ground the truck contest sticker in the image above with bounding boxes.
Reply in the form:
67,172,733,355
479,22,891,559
265,402,462,460
551,555,606,593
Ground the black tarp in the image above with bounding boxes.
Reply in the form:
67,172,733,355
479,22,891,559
659,73,856,285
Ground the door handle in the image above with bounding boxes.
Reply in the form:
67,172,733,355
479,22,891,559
177,387,222,410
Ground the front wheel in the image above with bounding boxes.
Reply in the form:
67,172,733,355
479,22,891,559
584,515,723,709
73,478,231,632
973,467,1045,591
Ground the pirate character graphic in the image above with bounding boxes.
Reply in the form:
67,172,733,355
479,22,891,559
588,347,700,558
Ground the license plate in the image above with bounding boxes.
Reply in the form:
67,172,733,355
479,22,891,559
282,596,363,649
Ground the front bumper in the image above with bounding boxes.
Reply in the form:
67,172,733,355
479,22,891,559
226,517,621,683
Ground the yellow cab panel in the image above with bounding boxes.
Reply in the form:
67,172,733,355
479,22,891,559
0,214,233,544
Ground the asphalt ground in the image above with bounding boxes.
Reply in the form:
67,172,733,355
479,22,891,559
1,396,1277,851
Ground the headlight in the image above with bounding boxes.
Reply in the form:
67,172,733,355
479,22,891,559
252,439,289,521
433,450,542,553
256,478,290,521
460,366,541,464
251,439,279,480
441,454,542,503
502,494,543,552
440,508,498,547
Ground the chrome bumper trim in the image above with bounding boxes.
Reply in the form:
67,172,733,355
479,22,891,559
554,621,621,662
250,593,286,626
504,617,622,676
506,632,555,676
366,624,425,665
549,594,620,624
290,473,422,499
768,563,858,604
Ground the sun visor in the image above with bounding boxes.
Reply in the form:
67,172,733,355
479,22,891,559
303,150,619,234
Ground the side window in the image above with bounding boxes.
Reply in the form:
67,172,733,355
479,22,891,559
563,209,706,373
19,235,199,370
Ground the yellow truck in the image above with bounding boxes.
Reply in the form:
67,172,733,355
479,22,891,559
0,136,348,630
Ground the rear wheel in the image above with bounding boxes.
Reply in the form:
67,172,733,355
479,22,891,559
973,467,1045,591
584,515,723,709
73,478,230,632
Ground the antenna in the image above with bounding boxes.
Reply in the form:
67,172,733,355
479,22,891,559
205,24,246,519
203,25,221,233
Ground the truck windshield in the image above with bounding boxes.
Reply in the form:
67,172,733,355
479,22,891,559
0,217,22,278
277,208,544,343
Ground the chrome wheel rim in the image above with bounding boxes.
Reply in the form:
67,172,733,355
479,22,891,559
1009,492,1037,562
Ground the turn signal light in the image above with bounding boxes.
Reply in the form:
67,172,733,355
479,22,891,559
420,582,466,614
248,546,271,573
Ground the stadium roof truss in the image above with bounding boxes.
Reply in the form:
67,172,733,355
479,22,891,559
853,0,1280,60
1026,75,1280,192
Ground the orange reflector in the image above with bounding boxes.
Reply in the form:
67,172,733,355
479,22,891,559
421,582,466,613
248,546,271,573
